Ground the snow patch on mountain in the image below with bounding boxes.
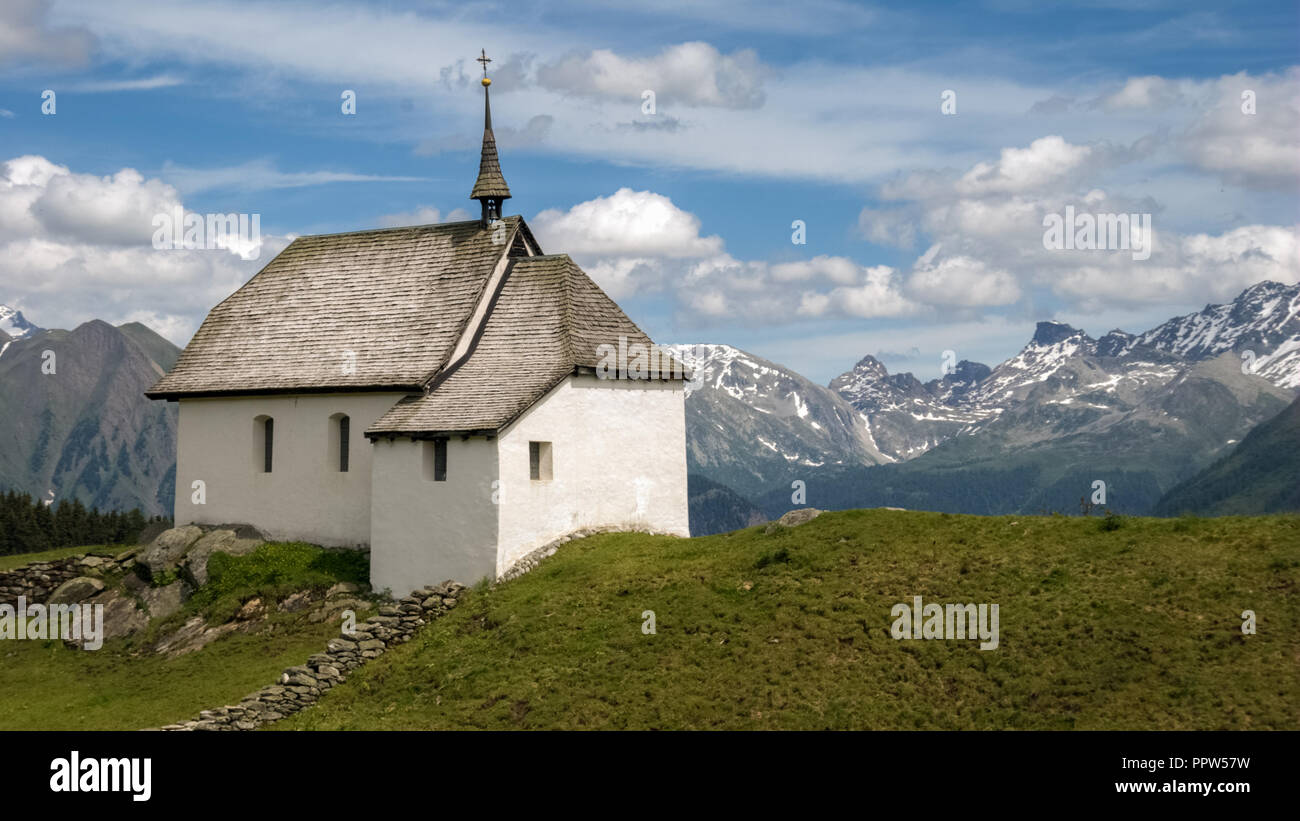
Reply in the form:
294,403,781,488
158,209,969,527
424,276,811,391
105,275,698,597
0,305,40,340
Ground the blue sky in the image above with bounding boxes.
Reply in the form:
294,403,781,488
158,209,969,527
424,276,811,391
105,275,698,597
1,0,1297,382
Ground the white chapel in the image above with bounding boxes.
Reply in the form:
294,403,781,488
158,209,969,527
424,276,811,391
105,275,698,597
146,58,690,595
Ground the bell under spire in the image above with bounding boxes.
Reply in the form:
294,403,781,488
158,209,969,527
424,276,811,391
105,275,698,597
470,49,511,228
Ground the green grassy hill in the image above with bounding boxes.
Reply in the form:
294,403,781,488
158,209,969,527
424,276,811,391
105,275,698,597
282,510,1300,730
0,542,373,730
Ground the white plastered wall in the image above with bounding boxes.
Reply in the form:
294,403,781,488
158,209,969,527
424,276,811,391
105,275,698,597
495,374,689,576
368,437,499,595
174,393,406,547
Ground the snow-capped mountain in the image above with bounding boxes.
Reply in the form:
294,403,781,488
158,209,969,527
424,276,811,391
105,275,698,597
680,280,1299,520
0,305,41,340
667,344,890,500
1122,280,1300,389
828,282,1299,460
830,354,994,461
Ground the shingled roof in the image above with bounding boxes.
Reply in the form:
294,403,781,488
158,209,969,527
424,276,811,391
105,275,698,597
367,254,686,437
146,216,537,399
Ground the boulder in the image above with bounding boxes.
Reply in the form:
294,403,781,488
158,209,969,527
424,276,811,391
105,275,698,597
89,590,150,641
48,576,105,604
183,529,262,587
141,526,205,574
764,508,824,534
142,581,185,620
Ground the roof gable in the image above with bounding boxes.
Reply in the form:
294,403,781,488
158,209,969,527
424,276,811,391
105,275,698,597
367,254,681,436
147,216,531,398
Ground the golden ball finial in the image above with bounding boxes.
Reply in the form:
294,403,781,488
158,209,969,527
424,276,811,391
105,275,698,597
482,77,491,87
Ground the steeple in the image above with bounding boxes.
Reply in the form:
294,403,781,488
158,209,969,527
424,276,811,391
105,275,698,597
470,49,511,228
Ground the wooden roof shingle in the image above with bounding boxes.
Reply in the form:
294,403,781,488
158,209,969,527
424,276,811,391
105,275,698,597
366,254,685,436
145,217,527,398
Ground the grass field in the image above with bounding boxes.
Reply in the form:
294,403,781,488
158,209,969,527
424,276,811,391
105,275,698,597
0,542,372,730
0,545,118,572
279,510,1300,730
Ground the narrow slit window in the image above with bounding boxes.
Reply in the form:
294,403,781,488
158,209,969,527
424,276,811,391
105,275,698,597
338,415,350,472
529,441,552,481
422,439,447,482
262,418,274,473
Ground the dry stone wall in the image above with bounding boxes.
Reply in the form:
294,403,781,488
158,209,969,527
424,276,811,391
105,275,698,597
0,551,134,608
158,580,464,731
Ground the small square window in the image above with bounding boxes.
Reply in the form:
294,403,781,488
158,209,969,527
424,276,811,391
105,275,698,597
529,441,552,481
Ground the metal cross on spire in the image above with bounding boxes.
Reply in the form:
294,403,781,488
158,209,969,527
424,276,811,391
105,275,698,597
476,48,491,80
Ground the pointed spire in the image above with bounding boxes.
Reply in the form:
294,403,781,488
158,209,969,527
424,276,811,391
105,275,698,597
470,49,511,227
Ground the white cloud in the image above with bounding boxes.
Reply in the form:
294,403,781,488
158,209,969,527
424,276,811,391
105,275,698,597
532,190,916,320
536,42,767,109
860,127,1300,315
1052,224,1300,309
797,265,918,319
1098,76,1180,110
0,155,282,344
533,188,724,259
1180,69,1300,189
956,136,1092,196
159,159,429,195
1,156,182,246
0,0,94,67
906,250,1021,307
857,207,918,249
68,74,185,92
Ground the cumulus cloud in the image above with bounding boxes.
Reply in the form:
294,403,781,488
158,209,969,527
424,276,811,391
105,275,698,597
533,188,724,259
1051,224,1300,309
956,136,1093,196
536,42,767,109
1,156,181,246
531,189,915,321
1072,70,1300,190
682,254,915,322
0,0,94,67
859,128,1300,316
0,155,284,344
906,247,1021,307
1180,69,1300,189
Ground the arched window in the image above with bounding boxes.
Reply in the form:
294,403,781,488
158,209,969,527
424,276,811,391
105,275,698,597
254,416,274,473
330,413,350,472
